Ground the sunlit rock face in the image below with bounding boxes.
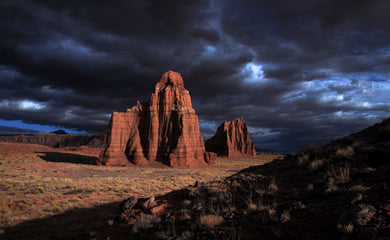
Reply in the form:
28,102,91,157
205,117,256,157
98,71,216,167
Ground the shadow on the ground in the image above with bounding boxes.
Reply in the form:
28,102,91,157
1,201,126,240
37,152,98,165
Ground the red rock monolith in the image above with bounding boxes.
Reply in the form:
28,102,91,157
205,117,256,157
98,71,216,167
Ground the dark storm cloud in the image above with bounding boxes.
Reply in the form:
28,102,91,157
0,0,389,151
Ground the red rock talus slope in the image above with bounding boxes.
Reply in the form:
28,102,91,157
98,71,216,167
205,117,256,157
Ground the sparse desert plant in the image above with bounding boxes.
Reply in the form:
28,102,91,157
335,146,354,158
199,214,224,228
329,162,350,183
256,188,266,197
297,153,310,166
179,209,191,221
34,186,45,194
337,223,354,234
51,205,61,213
307,183,314,191
310,159,325,171
248,203,257,211
132,214,161,233
268,177,278,194
280,210,290,223
70,196,80,202
262,205,278,221
364,166,376,173
107,219,114,226
349,185,368,192
182,199,192,207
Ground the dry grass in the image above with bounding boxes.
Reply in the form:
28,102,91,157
297,153,310,166
337,223,354,234
329,162,350,183
335,146,354,158
0,143,279,228
199,214,224,228
280,210,290,223
268,177,278,194
310,159,325,171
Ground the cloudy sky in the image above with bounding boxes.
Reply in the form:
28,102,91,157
1,0,389,152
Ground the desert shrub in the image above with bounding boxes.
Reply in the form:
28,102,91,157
132,214,161,233
182,199,192,207
310,159,325,171
51,205,61,212
335,146,354,158
107,219,114,226
297,153,310,166
34,186,45,194
337,223,354,234
199,214,224,228
248,203,257,211
364,167,376,173
349,185,368,192
280,210,290,223
70,197,80,202
179,209,191,220
329,162,350,183
87,187,97,193
268,177,278,194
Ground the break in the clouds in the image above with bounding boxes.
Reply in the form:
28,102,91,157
0,0,389,151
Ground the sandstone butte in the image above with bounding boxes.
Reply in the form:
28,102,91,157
205,117,256,157
98,71,216,167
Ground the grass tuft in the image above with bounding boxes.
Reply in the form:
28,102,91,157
199,215,224,228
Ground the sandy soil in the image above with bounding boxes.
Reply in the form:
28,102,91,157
0,142,281,231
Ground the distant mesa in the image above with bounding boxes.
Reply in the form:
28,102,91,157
0,133,104,148
205,117,256,157
51,130,68,135
98,71,216,167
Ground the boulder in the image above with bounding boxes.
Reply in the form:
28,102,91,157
205,117,256,157
98,71,215,167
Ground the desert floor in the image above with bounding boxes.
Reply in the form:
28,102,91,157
0,142,280,234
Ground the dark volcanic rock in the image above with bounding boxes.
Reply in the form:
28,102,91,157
205,117,256,157
98,71,216,167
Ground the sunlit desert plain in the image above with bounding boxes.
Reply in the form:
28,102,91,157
0,142,280,238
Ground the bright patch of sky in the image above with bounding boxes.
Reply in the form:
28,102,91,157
0,99,47,111
242,62,266,83
247,126,280,138
203,45,216,55
19,100,46,110
0,119,84,133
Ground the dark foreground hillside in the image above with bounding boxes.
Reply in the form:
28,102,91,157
91,119,390,240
